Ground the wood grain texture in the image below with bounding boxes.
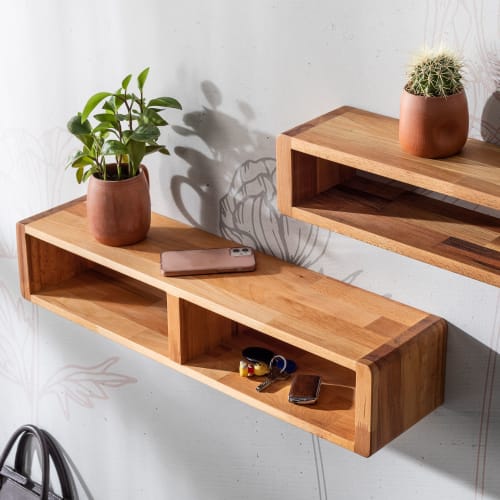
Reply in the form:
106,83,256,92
276,107,500,286
357,316,447,455
17,198,448,456
167,296,233,364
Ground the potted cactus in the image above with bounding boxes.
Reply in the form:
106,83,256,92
67,68,181,246
399,48,468,158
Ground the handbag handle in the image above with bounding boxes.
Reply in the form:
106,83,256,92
14,428,73,499
0,425,74,499
0,425,50,499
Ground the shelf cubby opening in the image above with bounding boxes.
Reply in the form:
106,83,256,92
286,149,500,285
22,235,169,362
183,323,357,449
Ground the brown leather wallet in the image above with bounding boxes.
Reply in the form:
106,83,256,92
288,374,321,405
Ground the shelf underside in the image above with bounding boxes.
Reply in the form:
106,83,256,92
293,173,500,286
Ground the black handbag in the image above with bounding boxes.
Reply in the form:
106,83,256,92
0,425,73,499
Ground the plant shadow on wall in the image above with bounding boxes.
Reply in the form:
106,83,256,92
170,81,331,266
392,324,500,499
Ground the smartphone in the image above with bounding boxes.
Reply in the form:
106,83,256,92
160,247,256,277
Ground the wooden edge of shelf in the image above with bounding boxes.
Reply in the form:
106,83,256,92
288,206,500,288
282,106,356,137
276,134,293,216
17,197,88,300
355,315,447,455
18,196,87,226
30,293,170,365
184,370,356,453
16,220,30,300
361,315,447,365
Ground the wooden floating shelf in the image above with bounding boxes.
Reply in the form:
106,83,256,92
17,197,447,456
276,106,500,287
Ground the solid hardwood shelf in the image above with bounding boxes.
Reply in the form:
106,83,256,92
276,106,500,287
17,197,447,456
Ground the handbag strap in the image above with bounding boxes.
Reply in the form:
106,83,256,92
34,431,73,499
0,425,50,499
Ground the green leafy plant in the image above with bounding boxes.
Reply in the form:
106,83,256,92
67,68,182,182
405,49,465,98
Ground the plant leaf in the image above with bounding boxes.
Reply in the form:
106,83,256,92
103,99,116,112
94,113,118,125
127,140,146,175
147,97,182,109
131,124,160,142
67,115,92,135
81,92,112,122
145,144,167,155
92,123,113,135
141,108,167,126
137,67,150,91
76,167,84,183
69,153,94,169
121,73,132,91
102,140,128,156
82,167,98,183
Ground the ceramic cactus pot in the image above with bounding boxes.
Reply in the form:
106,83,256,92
399,89,469,158
87,165,151,246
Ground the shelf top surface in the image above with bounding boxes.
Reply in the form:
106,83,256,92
282,106,500,210
20,197,440,369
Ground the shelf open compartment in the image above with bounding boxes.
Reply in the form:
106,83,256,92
167,296,446,457
17,230,170,363
276,106,500,286
176,318,357,451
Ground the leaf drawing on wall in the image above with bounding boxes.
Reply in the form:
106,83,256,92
0,128,75,258
0,277,137,419
0,281,37,389
220,158,330,267
423,0,499,140
40,357,137,419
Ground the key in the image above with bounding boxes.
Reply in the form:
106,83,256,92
256,365,290,392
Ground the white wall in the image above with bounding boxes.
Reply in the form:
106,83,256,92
0,1,498,499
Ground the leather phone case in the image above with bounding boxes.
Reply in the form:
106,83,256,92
288,374,321,405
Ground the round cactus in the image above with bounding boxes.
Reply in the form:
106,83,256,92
405,50,465,98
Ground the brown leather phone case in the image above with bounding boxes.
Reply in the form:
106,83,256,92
160,247,256,277
288,374,321,405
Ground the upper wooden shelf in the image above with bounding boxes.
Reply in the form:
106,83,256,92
276,106,500,287
17,197,447,456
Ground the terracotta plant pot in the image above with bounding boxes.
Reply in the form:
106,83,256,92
399,89,469,158
87,165,151,246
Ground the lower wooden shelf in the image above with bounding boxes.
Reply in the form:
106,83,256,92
17,197,447,456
